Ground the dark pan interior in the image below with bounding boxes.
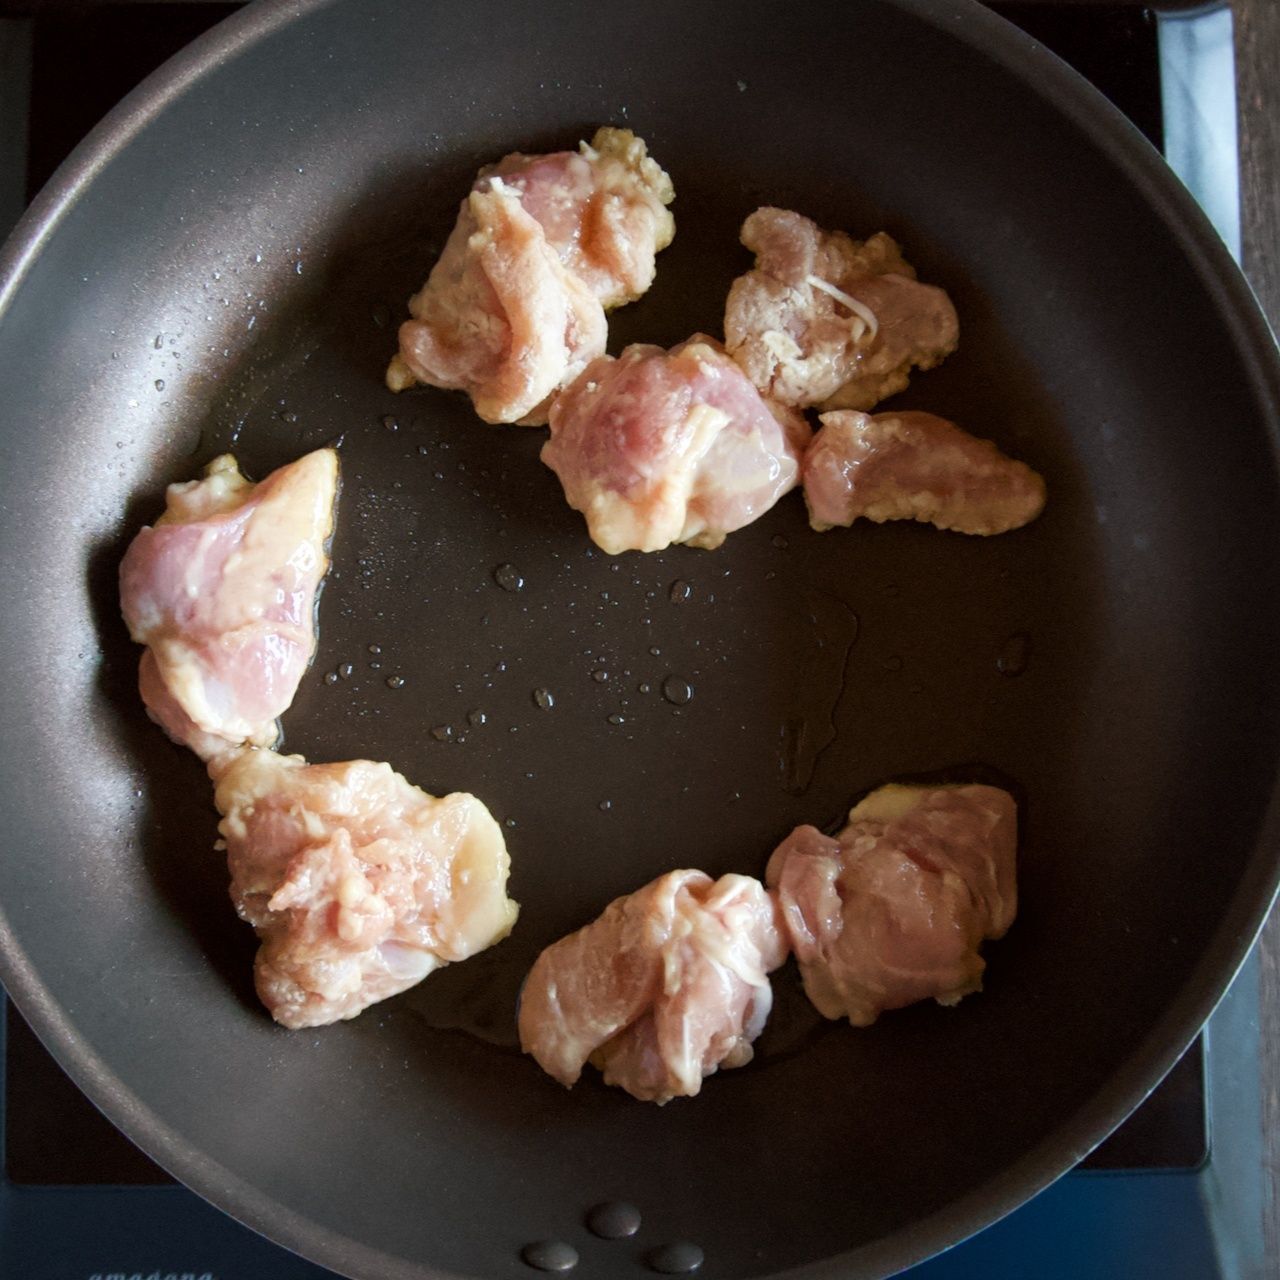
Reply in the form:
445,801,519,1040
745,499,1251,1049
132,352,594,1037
1,1,1279,1277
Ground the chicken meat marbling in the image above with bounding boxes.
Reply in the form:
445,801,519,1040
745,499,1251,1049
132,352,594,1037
518,869,787,1103
483,126,675,309
119,449,338,762
387,127,674,425
804,410,1046,534
766,784,1017,1027
388,183,607,426
213,748,518,1029
541,334,807,554
725,207,958,411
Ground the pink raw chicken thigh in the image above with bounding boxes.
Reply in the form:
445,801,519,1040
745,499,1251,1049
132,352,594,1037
482,126,675,309
725,207,958,411
766,784,1017,1027
213,748,519,1029
387,127,674,425
804,410,1046,535
119,449,338,762
388,184,606,425
518,870,788,1103
541,335,808,554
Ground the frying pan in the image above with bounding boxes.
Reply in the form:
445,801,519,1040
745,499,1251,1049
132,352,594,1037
1,0,1279,1276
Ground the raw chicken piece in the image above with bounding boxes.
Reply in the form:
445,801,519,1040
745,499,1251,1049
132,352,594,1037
766,784,1017,1027
119,450,338,762
541,335,807,554
388,183,607,425
485,126,675,309
213,748,519,1029
725,207,958,411
387,127,674,424
804,410,1046,534
518,870,787,1103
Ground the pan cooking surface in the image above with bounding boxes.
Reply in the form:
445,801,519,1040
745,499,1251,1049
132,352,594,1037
1,1,1279,1277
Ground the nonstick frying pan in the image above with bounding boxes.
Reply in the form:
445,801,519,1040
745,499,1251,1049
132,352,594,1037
2,1,1279,1277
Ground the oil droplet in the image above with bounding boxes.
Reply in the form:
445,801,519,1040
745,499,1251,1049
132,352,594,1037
998,632,1031,677
153,378,166,392
638,682,652,694
153,333,163,349
771,534,789,549
382,414,399,431
532,687,555,710
430,725,454,742
777,586,859,796
504,817,517,829
649,646,661,657
669,579,692,603
494,563,525,592
607,713,625,725
598,799,612,812
386,675,406,689
368,644,382,655
369,662,381,671
591,669,609,683
646,1242,704,1274
467,709,487,727
339,663,354,679
324,671,339,685
662,676,694,706
586,1201,641,1239
521,1240,578,1272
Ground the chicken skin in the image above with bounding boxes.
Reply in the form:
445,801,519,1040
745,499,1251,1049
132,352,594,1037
388,183,607,425
119,450,338,761
766,784,1017,1027
387,127,674,425
213,748,518,1029
725,207,958,411
541,335,807,554
519,870,787,1103
804,410,1046,535
484,126,675,309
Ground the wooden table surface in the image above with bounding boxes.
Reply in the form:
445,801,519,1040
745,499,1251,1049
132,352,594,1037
1235,0,1280,1270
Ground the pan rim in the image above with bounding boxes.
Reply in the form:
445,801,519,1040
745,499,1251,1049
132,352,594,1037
0,0,1278,1277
